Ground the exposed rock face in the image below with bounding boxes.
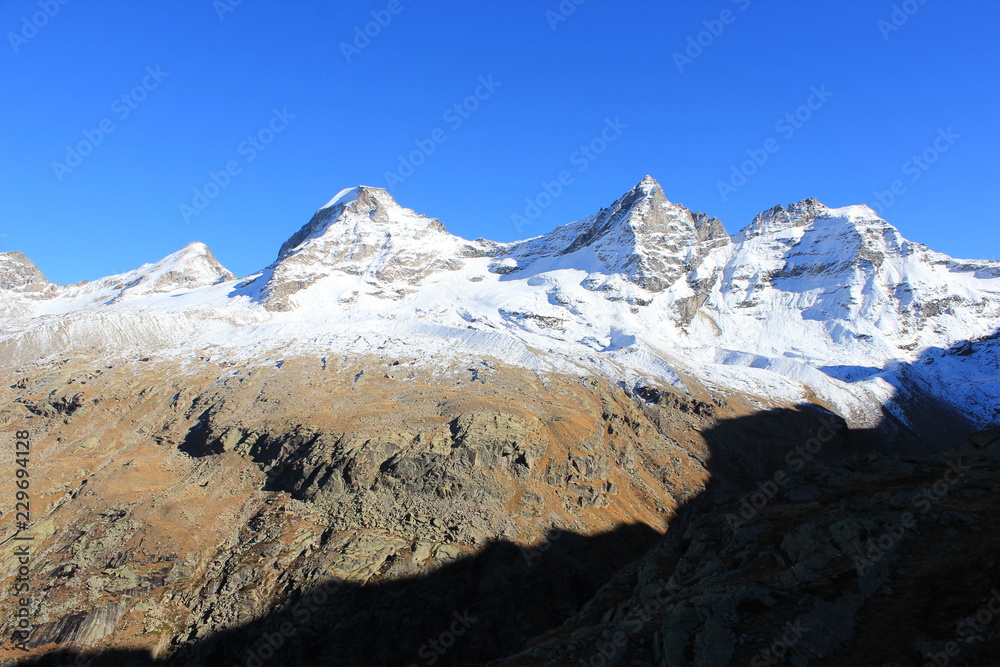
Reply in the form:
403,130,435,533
692,210,729,247
0,251,51,292
492,175,731,292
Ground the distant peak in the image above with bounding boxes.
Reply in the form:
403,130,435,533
154,242,235,281
0,250,51,292
276,185,449,266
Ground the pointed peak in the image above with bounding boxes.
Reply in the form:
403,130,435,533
634,175,665,197
319,184,397,211
278,185,448,265
606,176,670,217
153,241,226,269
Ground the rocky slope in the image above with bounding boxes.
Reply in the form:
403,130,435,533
0,352,727,664
4,351,997,665
491,427,1000,667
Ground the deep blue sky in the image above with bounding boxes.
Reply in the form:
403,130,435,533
3,0,998,284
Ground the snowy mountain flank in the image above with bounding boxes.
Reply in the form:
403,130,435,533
2,176,998,435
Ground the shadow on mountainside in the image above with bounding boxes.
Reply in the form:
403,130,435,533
15,524,660,667
15,330,1000,666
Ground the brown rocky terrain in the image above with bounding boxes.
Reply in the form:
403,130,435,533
1,349,997,666
0,350,729,664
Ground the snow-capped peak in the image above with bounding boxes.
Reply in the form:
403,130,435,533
68,241,235,307
638,174,660,190
140,242,236,292
260,185,487,311
735,198,828,241
0,241,236,320
276,185,446,263
320,186,364,210
493,176,729,293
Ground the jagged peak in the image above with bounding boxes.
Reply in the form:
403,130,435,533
737,198,831,241
496,176,730,293
691,211,730,246
636,174,662,194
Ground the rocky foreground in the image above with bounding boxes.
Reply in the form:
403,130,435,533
1,351,998,666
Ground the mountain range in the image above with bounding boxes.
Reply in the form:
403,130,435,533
3,176,998,441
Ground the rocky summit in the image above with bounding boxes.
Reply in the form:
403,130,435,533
1,177,998,666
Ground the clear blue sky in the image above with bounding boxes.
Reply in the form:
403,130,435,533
2,0,998,284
